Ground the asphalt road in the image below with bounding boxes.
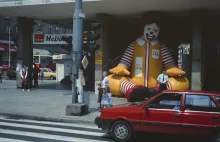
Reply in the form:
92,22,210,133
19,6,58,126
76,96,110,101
0,116,210,142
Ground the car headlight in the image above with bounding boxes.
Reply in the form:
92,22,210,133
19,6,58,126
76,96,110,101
97,111,101,117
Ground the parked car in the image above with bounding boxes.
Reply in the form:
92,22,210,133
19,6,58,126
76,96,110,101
95,90,220,142
42,68,56,80
6,67,16,79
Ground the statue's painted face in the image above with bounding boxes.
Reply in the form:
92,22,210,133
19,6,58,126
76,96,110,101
144,23,160,42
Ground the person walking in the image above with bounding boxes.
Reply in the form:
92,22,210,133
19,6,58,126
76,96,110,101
0,66,3,83
97,82,103,108
100,71,112,108
39,66,44,83
20,66,29,91
157,68,169,92
102,71,110,93
32,64,39,87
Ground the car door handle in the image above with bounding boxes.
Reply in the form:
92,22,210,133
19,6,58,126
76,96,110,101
173,114,180,118
212,116,220,120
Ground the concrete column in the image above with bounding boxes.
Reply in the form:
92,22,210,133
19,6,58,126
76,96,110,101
190,9,207,90
94,14,113,94
17,17,34,88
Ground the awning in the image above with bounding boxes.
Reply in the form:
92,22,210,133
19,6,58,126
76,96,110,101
0,45,17,52
33,48,51,55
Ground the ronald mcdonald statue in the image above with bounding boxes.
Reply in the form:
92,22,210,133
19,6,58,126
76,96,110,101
108,20,189,102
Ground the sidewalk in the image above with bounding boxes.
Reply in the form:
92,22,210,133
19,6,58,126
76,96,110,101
0,79,128,124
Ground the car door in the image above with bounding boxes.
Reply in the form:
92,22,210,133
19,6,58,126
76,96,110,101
43,68,49,78
181,94,220,135
141,92,183,134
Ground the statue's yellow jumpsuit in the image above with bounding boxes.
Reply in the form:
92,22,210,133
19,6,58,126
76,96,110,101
106,36,189,98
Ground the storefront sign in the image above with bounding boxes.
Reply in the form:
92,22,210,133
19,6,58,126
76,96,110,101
95,51,102,60
33,32,92,45
0,40,14,44
33,33,71,44
53,55,62,60
95,60,102,65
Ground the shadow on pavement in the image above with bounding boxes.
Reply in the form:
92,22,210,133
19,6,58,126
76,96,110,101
36,82,72,91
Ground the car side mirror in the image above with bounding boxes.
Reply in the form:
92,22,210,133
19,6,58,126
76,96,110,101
145,104,153,111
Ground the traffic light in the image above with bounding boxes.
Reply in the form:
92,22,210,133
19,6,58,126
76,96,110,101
86,23,101,52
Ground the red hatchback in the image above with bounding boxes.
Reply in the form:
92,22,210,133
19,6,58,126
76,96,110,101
95,90,220,142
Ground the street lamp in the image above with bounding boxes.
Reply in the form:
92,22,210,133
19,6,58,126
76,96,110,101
8,21,17,67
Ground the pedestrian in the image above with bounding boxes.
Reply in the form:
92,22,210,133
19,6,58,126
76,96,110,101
100,71,112,108
32,64,39,87
0,66,3,83
39,66,44,83
20,66,30,91
97,82,103,108
157,68,169,92
102,71,110,93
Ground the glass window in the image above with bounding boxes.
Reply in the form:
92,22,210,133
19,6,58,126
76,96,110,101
4,25,9,33
48,68,52,72
185,94,219,112
55,27,59,31
33,56,39,64
48,25,53,29
214,96,220,104
146,93,182,110
43,69,48,72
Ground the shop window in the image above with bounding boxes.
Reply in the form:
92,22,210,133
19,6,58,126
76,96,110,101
37,23,42,27
48,25,53,29
185,94,218,112
16,26,18,33
37,30,43,34
69,29,72,33
55,27,60,31
4,25,9,33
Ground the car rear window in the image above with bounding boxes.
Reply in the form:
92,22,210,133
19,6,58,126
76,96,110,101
185,94,219,112
214,96,220,104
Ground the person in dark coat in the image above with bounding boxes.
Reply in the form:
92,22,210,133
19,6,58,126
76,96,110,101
32,64,39,87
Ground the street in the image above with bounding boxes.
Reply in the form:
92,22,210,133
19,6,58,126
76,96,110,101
0,116,210,142
0,116,112,142
0,76,212,142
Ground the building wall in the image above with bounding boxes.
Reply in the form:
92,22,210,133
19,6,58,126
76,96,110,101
0,16,17,66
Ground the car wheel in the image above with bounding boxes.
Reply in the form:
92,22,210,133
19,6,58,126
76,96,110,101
212,132,220,142
111,121,133,142
50,76,54,80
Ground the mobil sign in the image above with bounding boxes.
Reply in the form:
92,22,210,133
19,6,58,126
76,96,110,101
33,33,72,44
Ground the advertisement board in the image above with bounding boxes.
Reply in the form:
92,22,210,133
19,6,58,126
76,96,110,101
33,32,91,45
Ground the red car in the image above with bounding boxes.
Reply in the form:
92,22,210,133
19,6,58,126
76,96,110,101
95,90,220,142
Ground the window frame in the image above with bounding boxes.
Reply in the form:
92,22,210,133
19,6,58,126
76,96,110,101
145,92,183,111
184,93,219,113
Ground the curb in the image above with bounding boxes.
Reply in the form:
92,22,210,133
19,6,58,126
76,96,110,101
0,113,95,125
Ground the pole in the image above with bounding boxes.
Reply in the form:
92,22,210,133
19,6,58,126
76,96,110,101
72,0,84,103
8,21,17,68
8,27,11,67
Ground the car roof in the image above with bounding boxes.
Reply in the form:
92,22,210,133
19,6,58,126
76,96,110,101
163,90,220,96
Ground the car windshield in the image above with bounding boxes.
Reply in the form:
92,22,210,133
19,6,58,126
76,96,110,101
48,68,52,72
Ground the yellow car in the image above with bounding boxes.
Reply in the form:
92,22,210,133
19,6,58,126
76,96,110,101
42,68,56,80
